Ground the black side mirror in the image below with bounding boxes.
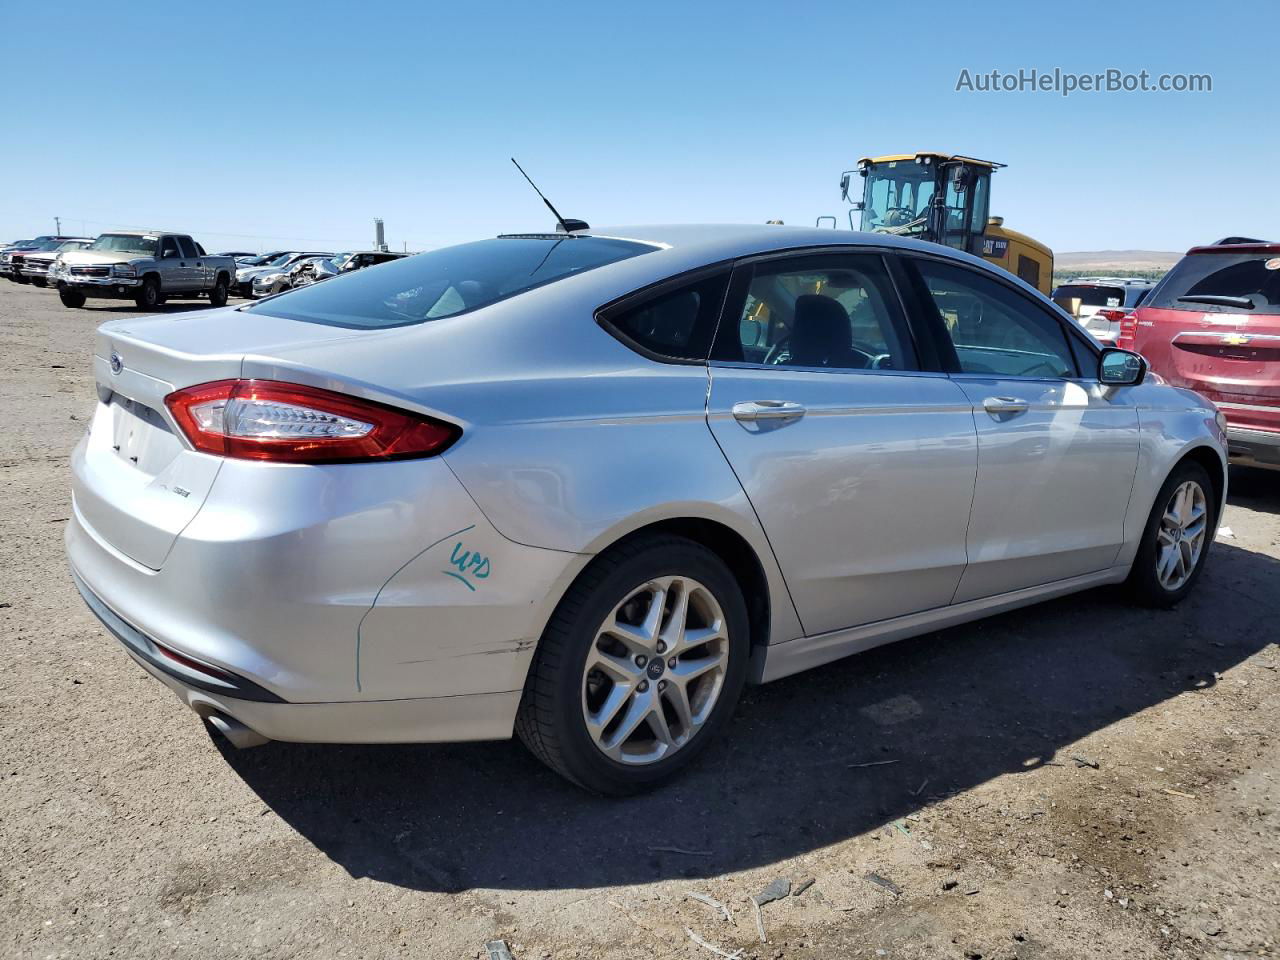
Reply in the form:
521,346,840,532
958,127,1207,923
1099,347,1146,386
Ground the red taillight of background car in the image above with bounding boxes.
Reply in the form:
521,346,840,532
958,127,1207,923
165,379,459,463
1117,312,1138,350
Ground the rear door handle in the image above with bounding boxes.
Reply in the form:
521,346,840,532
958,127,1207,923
983,396,1029,416
732,400,807,422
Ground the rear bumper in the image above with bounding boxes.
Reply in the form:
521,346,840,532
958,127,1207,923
77,555,520,743
139,655,521,744
1226,425,1280,469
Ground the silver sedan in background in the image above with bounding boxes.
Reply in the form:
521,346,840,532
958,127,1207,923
67,225,1226,794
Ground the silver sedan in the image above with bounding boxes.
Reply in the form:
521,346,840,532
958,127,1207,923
67,224,1227,794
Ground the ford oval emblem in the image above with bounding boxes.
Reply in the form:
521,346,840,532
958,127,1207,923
109,351,123,375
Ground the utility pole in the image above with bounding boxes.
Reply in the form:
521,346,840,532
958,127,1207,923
55,216,61,235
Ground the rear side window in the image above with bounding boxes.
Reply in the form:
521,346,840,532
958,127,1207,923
600,272,729,362
249,235,656,329
1146,251,1280,315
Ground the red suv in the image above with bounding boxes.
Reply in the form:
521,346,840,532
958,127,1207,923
1120,239,1280,470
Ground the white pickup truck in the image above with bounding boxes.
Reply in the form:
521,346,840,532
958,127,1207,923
50,232,236,311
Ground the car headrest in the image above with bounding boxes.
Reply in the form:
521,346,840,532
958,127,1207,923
791,294,851,367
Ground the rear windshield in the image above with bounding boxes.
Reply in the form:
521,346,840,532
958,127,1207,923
1146,251,1280,315
248,235,656,329
1053,284,1126,307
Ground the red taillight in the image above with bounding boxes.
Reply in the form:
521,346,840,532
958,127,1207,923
1117,312,1138,350
1095,308,1127,324
164,379,459,463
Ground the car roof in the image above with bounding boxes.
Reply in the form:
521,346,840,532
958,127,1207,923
579,222,973,260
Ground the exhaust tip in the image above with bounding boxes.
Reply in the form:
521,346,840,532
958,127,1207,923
206,712,271,750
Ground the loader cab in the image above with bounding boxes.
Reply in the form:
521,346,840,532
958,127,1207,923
842,153,996,258
840,152,1053,295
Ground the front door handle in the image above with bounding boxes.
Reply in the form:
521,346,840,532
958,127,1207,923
983,396,1030,416
732,400,807,422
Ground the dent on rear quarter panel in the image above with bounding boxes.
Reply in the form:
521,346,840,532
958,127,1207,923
356,512,586,700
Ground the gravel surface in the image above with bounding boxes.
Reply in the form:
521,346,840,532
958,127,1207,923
2,281,1278,959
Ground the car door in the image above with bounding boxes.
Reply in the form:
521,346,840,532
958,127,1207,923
899,255,1141,601
156,235,191,291
706,251,978,637
179,237,207,288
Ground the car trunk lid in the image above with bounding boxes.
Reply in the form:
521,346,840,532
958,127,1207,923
74,308,368,569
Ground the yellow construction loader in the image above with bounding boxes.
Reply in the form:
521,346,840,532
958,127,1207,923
840,152,1053,295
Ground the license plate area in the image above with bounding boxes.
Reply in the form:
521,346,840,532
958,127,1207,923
109,394,180,476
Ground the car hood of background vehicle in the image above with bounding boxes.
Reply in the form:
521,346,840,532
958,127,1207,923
58,250,147,267
236,265,283,280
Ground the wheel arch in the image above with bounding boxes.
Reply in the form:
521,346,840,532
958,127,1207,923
1177,442,1227,512
605,517,774,654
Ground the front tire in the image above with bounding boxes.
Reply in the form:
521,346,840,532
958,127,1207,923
135,276,162,311
1126,459,1216,607
59,287,86,309
516,535,750,795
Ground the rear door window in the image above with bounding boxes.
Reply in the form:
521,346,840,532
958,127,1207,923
1146,250,1280,315
177,237,199,259
712,253,917,371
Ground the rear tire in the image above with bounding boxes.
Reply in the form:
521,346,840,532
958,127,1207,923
516,534,750,795
32,278,47,288
1126,459,1216,607
209,276,228,307
135,276,162,311
59,287,86,309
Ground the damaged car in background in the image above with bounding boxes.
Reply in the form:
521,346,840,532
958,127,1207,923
15,237,94,287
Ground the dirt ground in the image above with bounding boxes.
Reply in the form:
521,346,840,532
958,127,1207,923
1,280,1277,960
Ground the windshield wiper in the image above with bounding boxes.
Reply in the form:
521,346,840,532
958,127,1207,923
1177,294,1255,309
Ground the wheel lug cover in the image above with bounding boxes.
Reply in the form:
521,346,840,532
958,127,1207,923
656,642,666,653
635,655,647,667
668,657,677,669
658,679,667,691
637,680,648,692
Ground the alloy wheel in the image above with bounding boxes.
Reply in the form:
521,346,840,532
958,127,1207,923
581,576,730,765
1156,480,1207,591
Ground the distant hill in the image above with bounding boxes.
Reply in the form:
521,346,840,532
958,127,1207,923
1055,250,1181,272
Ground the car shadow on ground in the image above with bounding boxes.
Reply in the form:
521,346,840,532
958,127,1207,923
221,477,1280,894
78,302,228,314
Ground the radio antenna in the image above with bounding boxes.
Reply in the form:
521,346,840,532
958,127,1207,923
511,158,587,234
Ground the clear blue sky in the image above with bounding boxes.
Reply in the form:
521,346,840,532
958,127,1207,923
3,0,1274,254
